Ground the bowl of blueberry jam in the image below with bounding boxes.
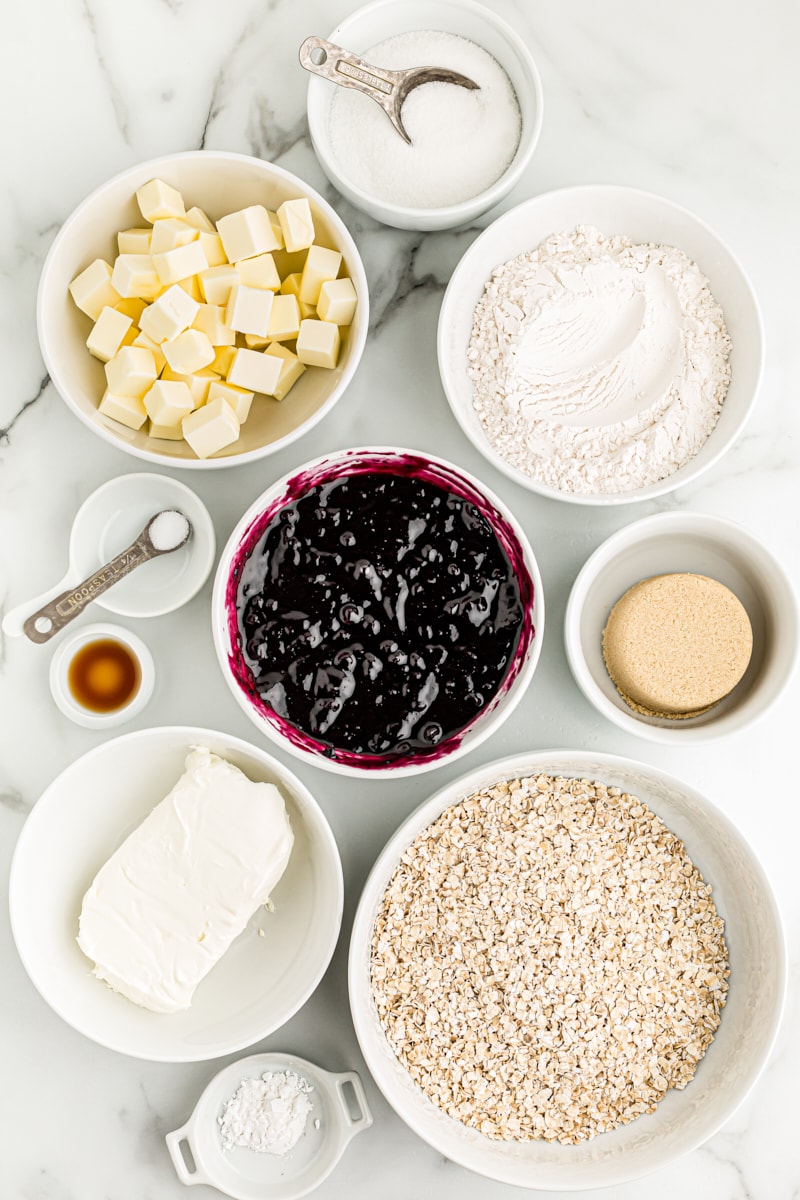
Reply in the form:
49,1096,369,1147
212,447,544,776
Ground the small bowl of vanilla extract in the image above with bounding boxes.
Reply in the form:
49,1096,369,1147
49,623,155,728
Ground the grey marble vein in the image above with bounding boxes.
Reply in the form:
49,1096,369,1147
0,787,30,814
0,374,50,444
81,0,131,146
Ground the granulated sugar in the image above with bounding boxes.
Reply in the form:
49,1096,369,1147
467,226,732,495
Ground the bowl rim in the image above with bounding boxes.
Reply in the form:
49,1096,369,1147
8,723,345,1062
564,510,800,743
305,0,545,223
348,746,788,1189
36,149,370,470
437,182,765,505
210,444,545,778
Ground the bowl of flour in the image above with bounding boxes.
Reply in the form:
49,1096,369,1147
438,185,763,504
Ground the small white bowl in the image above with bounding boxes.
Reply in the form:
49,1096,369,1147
38,151,368,469
438,184,764,504
565,512,799,743
212,446,544,778
349,749,786,1190
306,0,544,231
49,621,155,728
8,726,344,1061
166,1052,372,1200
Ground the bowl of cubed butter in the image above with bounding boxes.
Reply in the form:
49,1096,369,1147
38,151,368,467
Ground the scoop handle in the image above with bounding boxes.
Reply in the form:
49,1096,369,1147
299,36,411,142
23,536,156,644
165,1121,211,1187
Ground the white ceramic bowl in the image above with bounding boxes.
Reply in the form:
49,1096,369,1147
212,446,544,777
8,726,344,1062
38,151,369,469
349,749,786,1190
564,512,799,742
49,621,155,729
306,0,544,231
438,184,764,504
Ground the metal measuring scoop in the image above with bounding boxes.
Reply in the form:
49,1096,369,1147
22,510,192,644
299,35,479,145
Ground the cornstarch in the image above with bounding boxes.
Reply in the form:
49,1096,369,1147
467,226,732,495
218,1069,314,1154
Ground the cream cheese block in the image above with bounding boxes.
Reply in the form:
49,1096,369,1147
77,746,294,1013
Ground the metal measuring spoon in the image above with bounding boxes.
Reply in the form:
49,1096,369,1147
299,35,479,145
23,510,192,644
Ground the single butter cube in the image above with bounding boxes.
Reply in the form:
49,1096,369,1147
193,303,236,346
264,343,306,401
177,274,203,303
99,389,147,430
299,245,342,305
208,380,254,423
277,198,315,253
226,284,273,337
69,259,121,320
143,379,194,427
266,293,300,342
199,263,240,305
266,209,284,250
317,277,357,325
132,330,167,374
237,253,280,291
117,228,152,255
105,346,158,397
153,241,209,286
121,324,139,348
296,318,340,369
184,206,216,233
227,347,283,395
148,420,184,440
163,329,215,374
139,284,200,344
279,271,315,317
111,254,161,300
244,333,269,349
149,218,199,256
136,178,185,222
115,297,147,323
163,366,218,407
183,396,240,458
211,345,236,376
86,306,133,362
217,205,281,263
198,231,227,268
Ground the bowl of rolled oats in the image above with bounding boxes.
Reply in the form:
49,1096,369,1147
349,750,785,1189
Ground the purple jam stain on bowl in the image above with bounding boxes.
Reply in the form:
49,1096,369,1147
224,450,535,769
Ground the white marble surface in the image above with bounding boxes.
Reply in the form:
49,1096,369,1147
1,1,798,1196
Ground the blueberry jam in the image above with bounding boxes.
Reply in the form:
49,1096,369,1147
231,464,531,765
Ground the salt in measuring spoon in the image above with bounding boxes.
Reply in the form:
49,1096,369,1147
23,510,192,644
299,35,479,144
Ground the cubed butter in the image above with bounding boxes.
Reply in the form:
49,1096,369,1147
115,297,147,324
69,259,121,320
99,389,148,430
237,253,281,291
105,346,158,397
299,245,342,305
132,330,167,374
211,345,237,376
317,277,357,325
139,284,200,344
149,218,199,256
86,306,133,363
111,254,162,301
199,264,239,305
217,205,281,263
117,228,152,255
295,318,340,369
225,284,273,337
244,333,269,349
182,396,240,458
279,270,315,317
198,231,227,268
136,178,185,222
264,343,306,401
207,380,254,423
184,206,216,233
277,198,315,253
143,379,195,427
163,328,215,374
153,241,209,286
266,293,300,342
162,366,218,407
177,274,204,303
147,420,184,440
193,303,236,346
227,347,283,395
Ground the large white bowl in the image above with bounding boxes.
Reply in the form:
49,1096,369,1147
565,512,799,743
349,750,785,1190
38,151,369,469
8,726,344,1062
306,0,544,232
438,184,764,504
212,447,544,778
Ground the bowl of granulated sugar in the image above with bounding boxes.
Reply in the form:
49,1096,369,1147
438,184,764,504
305,0,544,231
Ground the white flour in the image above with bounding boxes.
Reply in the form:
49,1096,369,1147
467,226,732,495
218,1070,314,1155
